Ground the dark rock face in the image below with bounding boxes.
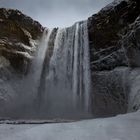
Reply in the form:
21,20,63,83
0,8,43,73
88,0,140,71
88,0,140,117
123,16,140,67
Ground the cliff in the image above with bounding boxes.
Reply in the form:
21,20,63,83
0,8,43,73
88,0,140,117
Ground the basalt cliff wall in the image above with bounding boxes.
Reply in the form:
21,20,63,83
88,0,140,117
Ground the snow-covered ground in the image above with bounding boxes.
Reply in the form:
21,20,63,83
0,111,140,140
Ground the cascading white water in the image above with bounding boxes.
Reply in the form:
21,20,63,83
73,21,91,111
36,21,91,119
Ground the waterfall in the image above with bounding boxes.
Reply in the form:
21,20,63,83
36,21,91,119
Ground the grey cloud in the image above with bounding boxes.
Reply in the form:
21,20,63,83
0,0,113,27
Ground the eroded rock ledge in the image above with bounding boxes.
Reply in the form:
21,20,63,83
0,8,43,73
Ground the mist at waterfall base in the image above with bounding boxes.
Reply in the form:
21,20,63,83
0,21,92,120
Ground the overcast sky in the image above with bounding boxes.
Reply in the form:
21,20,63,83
0,0,113,27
